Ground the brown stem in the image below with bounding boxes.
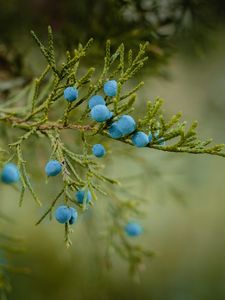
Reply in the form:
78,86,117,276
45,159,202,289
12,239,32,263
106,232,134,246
2,116,225,158
4,116,96,132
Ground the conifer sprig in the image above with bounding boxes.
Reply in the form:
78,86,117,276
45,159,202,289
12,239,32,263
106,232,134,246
0,27,224,275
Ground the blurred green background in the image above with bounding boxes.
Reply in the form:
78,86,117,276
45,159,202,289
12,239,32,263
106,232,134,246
0,1,225,299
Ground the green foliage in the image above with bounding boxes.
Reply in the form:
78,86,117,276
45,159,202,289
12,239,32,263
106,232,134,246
2,0,225,81
0,215,29,299
0,27,224,280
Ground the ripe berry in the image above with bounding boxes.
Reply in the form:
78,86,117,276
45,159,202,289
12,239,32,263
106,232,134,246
125,222,143,237
75,189,92,204
55,206,72,224
88,95,105,109
90,104,112,122
108,122,123,139
117,115,136,136
1,163,20,184
45,160,62,177
69,207,78,225
92,144,106,158
132,131,149,147
104,80,118,97
64,87,78,102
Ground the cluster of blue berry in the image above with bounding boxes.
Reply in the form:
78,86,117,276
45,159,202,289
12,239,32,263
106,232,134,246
0,79,149,237
45,161,93,225
64,80,165,148
46,160,144,236
0,162,142,236
0,150,104,227
52,79,145,234
0,160,92,226
109,115,165,147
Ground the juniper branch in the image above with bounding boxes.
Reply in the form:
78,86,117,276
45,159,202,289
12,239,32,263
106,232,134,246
0,27,224,270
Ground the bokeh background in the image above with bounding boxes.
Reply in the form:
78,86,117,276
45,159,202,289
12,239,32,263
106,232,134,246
0,1,225,299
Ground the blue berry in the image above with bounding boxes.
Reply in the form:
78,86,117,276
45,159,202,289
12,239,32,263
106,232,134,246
45,160,62,177
92,144,106,158
108,122,123,139
76,189,92,204
90,104,112,122
104,80,118,97
88,95,105,109
64,87,78,102
1,163,20,184
117,115,136,136
69,207,78,225
125,222,143,237
132,131,149,147
55,206,72,224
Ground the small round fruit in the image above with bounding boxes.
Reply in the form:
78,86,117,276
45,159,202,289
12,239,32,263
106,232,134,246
92,144,106,158
90,104,112,122
103,80,118,97
64,87,78,102
55,206,72,224
45,160,62,177
125,222,143,237
132,131,149,147
1,163,20,184
88,95,105,109
75,189,92,204
117,115,136,136
108,122,123,139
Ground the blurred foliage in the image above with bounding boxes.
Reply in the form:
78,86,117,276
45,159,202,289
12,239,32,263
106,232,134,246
1,0,225,79
0,215,28,300
0,24,223,298
0,1,225,299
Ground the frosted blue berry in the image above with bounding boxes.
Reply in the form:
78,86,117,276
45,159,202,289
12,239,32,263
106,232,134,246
148,132,153,143
55,206,72,224
1,163,20,184
132,131,149,147
92,144,106,158
108,122,123,139
104,80,118,97
69,207,78,225
117,115,136,136
125,222,143,237
45,160,62,177
64,87,78,102
88,95,105,109
76,189,92,204
90,104,112,122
